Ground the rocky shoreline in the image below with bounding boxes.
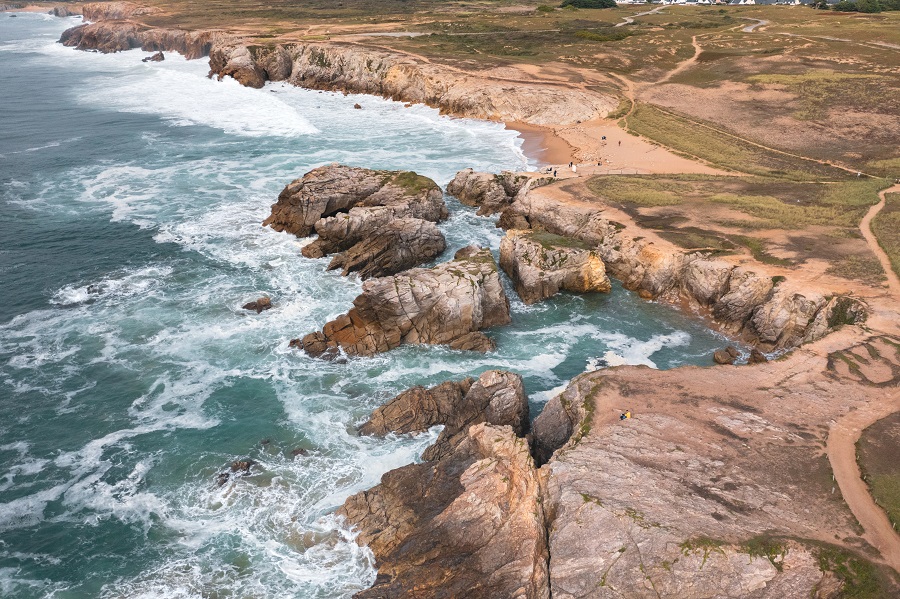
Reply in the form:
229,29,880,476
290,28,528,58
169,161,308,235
27,5,899,596
53,2,616,125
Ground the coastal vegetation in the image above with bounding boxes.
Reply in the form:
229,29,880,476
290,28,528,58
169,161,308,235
872,192,900,278
857,413,900,530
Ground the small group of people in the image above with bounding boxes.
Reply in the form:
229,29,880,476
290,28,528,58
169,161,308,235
619,409,633,421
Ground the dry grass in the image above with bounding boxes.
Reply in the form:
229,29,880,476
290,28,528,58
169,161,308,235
872,192,900,279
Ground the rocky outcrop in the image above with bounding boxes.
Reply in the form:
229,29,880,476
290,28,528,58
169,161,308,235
265,165,448,279
59,21,215,59
360,370,529,461
500,229,611,305
448,169,537,216
81,1,157,22
49,6,81,17
293,246,510,358
141,50,164,62
530,375,595,466
339,423,549,599
499,186,867,350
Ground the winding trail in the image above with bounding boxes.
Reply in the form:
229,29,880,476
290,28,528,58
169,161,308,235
827,397,900,574
656,35,702,84
615,5,665,28
860,184,900,297
741,18,769,33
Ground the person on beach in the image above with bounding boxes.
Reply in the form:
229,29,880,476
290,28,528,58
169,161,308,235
553,169,557,177
618,140,622,147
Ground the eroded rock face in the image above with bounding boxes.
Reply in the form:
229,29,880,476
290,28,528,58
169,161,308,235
293,246,510,358
59,22,214,59
339,423,549,599
49,6,80,17
499,185,866,350
266,165,448,278
447,169,541,216
361,370,530,461
500,230,611,305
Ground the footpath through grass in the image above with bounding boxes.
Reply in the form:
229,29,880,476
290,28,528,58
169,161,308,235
872,192,900,280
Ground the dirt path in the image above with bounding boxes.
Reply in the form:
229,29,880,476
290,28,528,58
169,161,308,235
860,185,900,297
655,35,701,85
827,398,900,574
741,18,769,33
615,5,665,28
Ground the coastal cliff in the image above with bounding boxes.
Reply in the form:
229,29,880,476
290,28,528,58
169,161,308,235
482,176,867,351
57,7,616,125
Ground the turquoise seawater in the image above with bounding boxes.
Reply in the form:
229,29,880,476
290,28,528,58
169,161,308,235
0,12,729,598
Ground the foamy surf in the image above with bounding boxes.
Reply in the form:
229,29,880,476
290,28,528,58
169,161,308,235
0,13,731,599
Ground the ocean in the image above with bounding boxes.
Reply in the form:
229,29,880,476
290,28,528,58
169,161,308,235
0,12,729,598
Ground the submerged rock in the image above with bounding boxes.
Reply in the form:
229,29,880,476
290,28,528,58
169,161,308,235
339,423,549,599
293,246,510,358
499,229,611,305
265,165,448,278
142,50,164,62
360,370,529,461
749,348,769,364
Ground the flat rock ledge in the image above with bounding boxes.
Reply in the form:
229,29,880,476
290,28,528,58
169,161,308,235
339,422,549,599
292,246,510,358
500,229,612,305
264,165,448,279
360,370,529,461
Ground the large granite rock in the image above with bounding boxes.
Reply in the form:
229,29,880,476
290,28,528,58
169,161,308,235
293,246,510,358
360,370,530,461
266,165,448,278
500,230,611,305
339,423,550,599
446,169,540,216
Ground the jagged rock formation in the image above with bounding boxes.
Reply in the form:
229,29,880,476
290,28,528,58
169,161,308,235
339,423,549,599
265,165,447,279
498,186,867,350
59,21,215,59
293,246,510,358
49,5,80,17
141,50,164,62
500,229,611,305
447,169,542,216
360,370,529,461
58,14,616,125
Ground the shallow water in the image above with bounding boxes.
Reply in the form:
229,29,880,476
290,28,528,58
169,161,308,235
0,13,730,598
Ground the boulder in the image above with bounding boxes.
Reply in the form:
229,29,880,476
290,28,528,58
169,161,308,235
339,423,550,599
499,229,611,305
293,246,510,358
713,268,774,332
749,348,769,364
266,165,448,278
242,297,272,314
142,51,164,62
749,288,824,350
714,346,740,365
360,370,530,461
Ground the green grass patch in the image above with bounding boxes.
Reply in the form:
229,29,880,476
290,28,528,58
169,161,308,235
587,174,888,229
625,103,853,180
741,535,787,572
529,231,591,250
872,192,900,280
815,545,888,599
388,171,438,195
825,255,887,284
